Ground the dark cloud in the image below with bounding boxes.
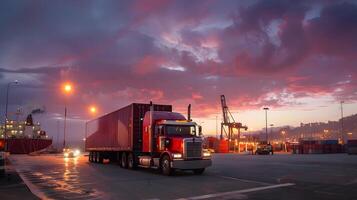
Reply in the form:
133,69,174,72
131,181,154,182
0,0,356,140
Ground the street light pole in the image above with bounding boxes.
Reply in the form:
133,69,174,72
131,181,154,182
4,80,19,152
270,123,274,147
340,101,344,144
263,107,269,143
62,83,72,150
63,103,67,149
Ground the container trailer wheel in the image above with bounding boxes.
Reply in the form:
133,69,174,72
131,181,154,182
193,168,205,175
93,152,97,163
95,152,99,163
127,153,136,169
121,152,128,168
89,152,92,162
161,155,174,176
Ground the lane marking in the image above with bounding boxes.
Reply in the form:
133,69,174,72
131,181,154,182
215,175,272,186
176,183,295,200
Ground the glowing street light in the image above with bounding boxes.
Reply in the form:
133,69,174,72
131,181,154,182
89,106,97,114
63,83,72,94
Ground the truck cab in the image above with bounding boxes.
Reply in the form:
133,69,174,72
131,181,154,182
141,111,212,175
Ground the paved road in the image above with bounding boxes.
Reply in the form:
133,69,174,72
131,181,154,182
0,160,38,200
9,153,357,200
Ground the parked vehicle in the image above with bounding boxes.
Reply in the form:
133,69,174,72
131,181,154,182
85,103,212,175
255,143,274,155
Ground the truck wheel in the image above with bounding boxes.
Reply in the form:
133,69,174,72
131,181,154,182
98,152,103,164
127,153,136,169
193,168,205,175
161,155,174,176
93,152,97,163
121,152,128,168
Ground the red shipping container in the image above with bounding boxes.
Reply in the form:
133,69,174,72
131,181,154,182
215,140,229,153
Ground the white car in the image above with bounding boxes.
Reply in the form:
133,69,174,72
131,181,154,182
63,148,81,158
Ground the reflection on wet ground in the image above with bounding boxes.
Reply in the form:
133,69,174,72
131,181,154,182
14,155,103,200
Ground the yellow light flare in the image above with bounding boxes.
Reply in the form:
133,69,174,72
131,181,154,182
63,83,73,94
89,106,97,114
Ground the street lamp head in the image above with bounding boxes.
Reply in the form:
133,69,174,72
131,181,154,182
263,107,269,110
89,106,97,114
63,83,72,93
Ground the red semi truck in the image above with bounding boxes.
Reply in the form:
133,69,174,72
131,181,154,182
85,103,212,175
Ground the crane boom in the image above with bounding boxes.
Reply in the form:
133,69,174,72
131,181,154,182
220,95,229,124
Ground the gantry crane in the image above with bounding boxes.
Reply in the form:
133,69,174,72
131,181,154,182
220,95,248,152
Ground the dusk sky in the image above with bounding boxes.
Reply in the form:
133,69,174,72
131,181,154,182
1,0,357,141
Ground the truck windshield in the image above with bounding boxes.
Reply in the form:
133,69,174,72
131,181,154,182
165,125,196,136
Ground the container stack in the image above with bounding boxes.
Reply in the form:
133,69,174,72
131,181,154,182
215,139,229,153
293,140,344,154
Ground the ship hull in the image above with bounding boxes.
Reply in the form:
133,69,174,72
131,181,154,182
0,139,52,154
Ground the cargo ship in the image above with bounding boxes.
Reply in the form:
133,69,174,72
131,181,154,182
0,114,52,154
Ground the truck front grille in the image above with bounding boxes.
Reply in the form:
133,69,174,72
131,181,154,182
185,141,202,158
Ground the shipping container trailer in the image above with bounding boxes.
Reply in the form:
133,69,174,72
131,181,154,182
85,103,212,175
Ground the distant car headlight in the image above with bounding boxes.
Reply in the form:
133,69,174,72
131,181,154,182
172,153,182,159
203,152,211,157
73,149,80,157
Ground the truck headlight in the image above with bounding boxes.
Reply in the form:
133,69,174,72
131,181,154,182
172,153,182,159
73,149,80,157
203,152,211,157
